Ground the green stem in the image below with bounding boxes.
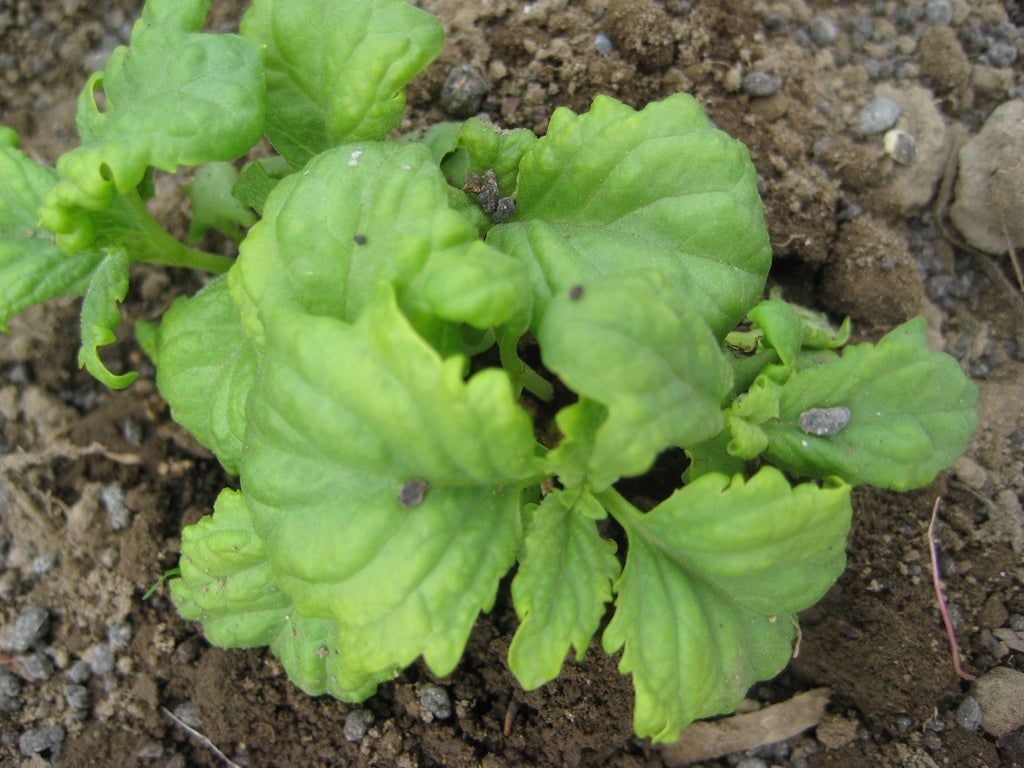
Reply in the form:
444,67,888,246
594,486,642,529
126,192,234,273
498,333,555,402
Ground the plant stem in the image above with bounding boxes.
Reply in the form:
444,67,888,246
126,192,234,273
595,486,641,528
498,334,555,402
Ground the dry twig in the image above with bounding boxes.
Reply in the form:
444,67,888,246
162,707,242,768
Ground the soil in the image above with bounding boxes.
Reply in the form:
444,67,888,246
2,1,1023,767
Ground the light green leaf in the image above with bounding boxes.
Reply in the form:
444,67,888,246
78,249,136,388
38,0,264,253
155,276,258,474
724,413,768,460
508,491,620,690
231,141,529,352
747,299,802,368
232,156,292,215
185,162,257,245
601,469,852,742
487,93,771,338
761,318,978,489
544,398,606,488
240,0,443,167
241,288,540,687
539,272,732,490
0,131,103,331
451,118,537,195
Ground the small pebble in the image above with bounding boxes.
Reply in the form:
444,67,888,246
418,683,452,720
107,622,132,650
1009,614,1024,631
923,714,946,732
956,696,984,731
857,97,901,134
0,667,21,696
122,418,143,446
21,652,54,681
30,552,56,576
810,16,838,46
736,758,769,768
742,71,783,97
18,725,65,757
85,642,115,676
439,64,488,119
0,695,20,713
923,732,942,751
1,606,50,652
986,42,1018,68
173,702,202,730
799,406,851,436
895,714,915,732
101,483,130,531
594,33,613,56
66,659,91,684
884,130,917,165
138,741,164,760
63,684,90,710
343,709,375,742
923,0,953,25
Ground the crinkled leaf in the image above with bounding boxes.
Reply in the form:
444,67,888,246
487,93,771,338
185,162,257,245
747,299,801,368
539,272,731,490
240,0,443,167
78,249,136,388
761,318,978,489
0,131,103,331
241,289,539,689
38,0,264,252
508,491,620,690
450,118,537,195
232,156,292,215
170,489,394,700
603,469,852,742
156,276,258,474
232,141,529,353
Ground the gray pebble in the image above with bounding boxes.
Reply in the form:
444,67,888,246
63,684,90,710
986,42,1018,68
799,406,852,437
857,97,902,135
924,0,953,26
742,71,783,97
594,33,613,56
122,418,144,446
86,642,116,676
0,666,21,696
923,732,942,751
1,606,50,652
418,683,452,720
343,708,374,742
736,759,769,768
923,714,946,732
166,754,187,768
440,64,488,119
18,725,65,757
102,483,130,531
1009,614,1024,631
30,552,56,576
956,696,984,731
810,16,838,46
66,659,91,684
0,695,20,713
21,652,54,681
107,622,132,650
172,702,202,730
895,715,916,732
138,741,164,760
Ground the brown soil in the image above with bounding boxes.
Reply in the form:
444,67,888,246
2,1,1023,767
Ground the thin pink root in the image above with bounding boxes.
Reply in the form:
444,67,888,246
928,497,976,682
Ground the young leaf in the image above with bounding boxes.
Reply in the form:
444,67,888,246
539,272,732,490
601,469,852,742
38,0,264,253
185,162,257,245
232,141,529,352
155,276,258,474
508,491,621,690
240,288,541,687
232,156,292,215
241,0,444,167
450,118,537,195
78,249,136,388
0,130,103,331
747,299,802,367
486,93,771,338
761,318,978,490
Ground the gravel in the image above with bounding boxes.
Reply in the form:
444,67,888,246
66,659,91,684
18,725,65,757
810,16,838,46
742,71,783,97
736,758,769,768
857,96,901,134
418,684,452,720
0,695,20,713
439,64,488,119
956,696,984,732
107,622,132,650
0,606,50,652
64,683,90,710
30,552,56,575
85,642,116,676
343,709,375,742
594,33,613,56
0,666,21,696
923,0,953,26
172,702,203,730
986,42,1018,68
21,652,54,681
101,483,129,531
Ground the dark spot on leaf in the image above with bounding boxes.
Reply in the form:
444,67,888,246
569,284,584,301
492,197,516,223
799,406,851,436
399,478,430,508
353,234,367,245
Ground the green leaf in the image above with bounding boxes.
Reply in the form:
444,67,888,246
185,162,257,245
452,118,537,195
747,299,801,368
240,288,540,687
78,249,136,388
508,491,621,690
539,272,732,490
232,156,292,215
155,276,258,474
38,0,264,253
601,469,852,742
0,131,103,331
761,318,978,490
486,93,771,339
171,489,395,700
544,399,606,488
232,141,529,352
240,0,443,167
